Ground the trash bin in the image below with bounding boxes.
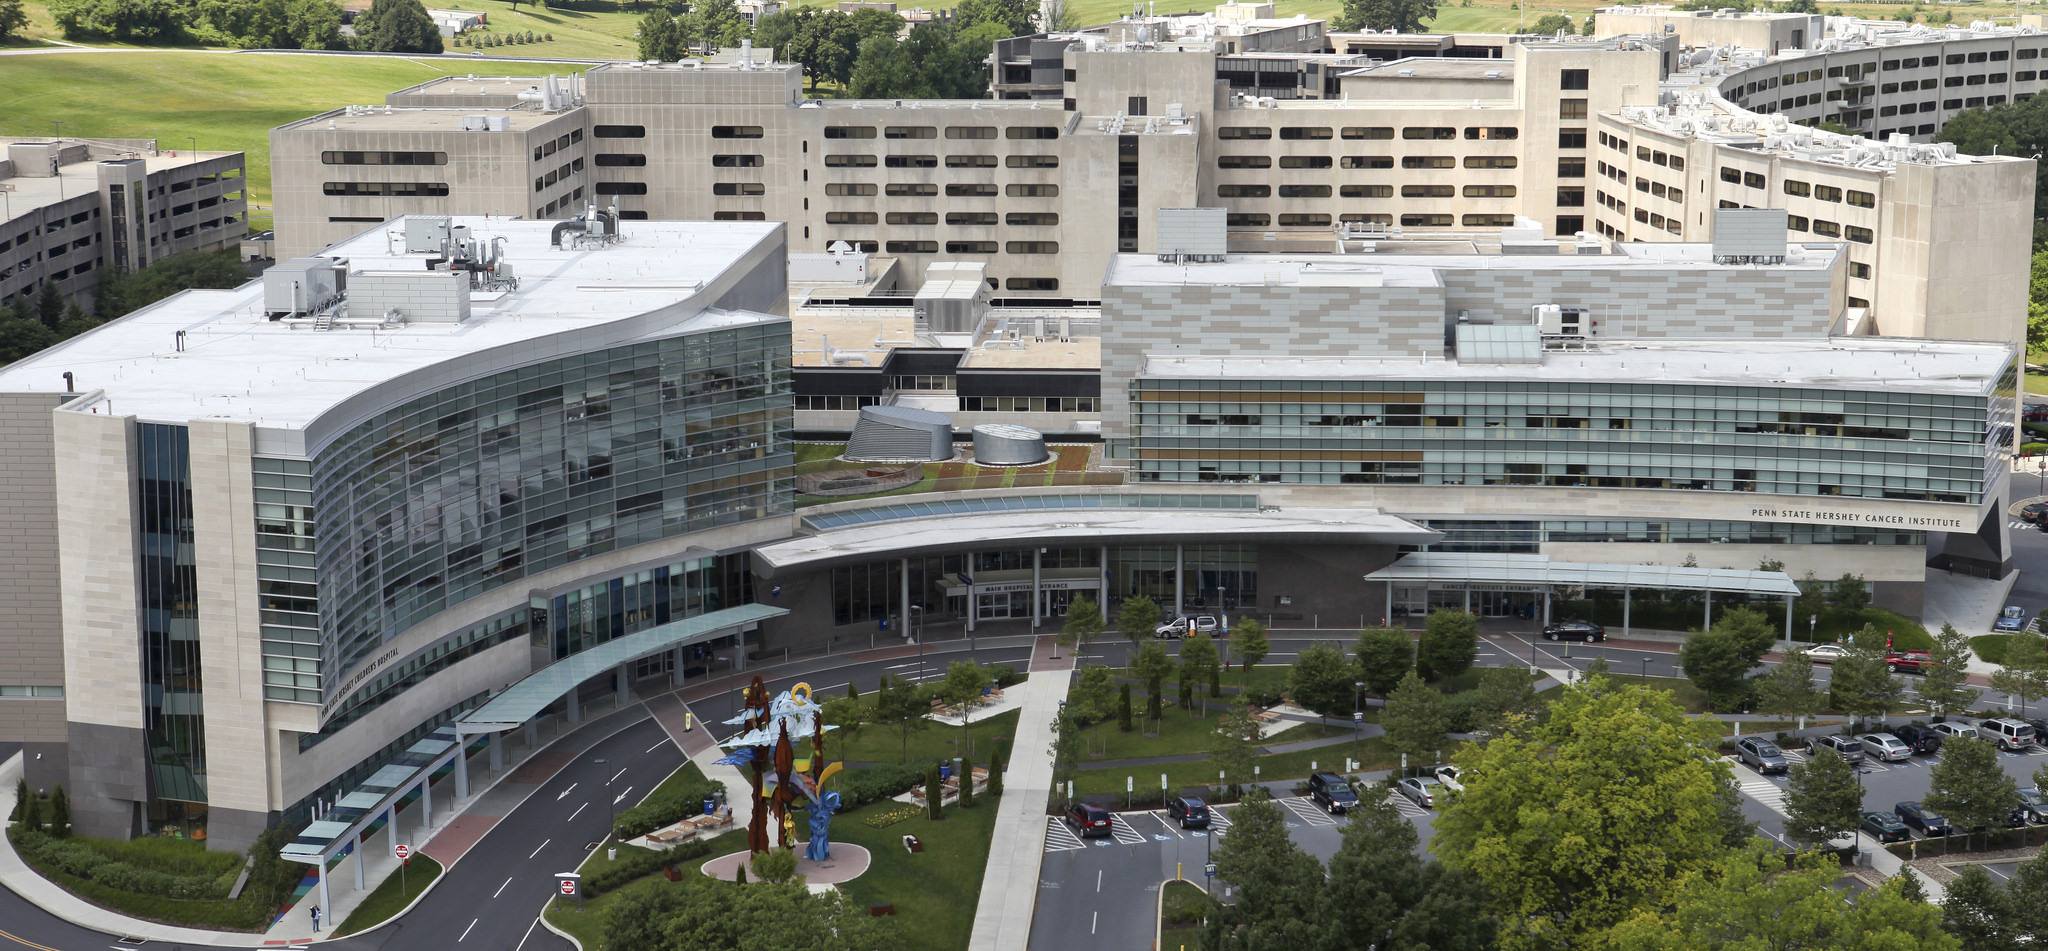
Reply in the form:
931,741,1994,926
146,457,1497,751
939,763,952,781
704,797,718,816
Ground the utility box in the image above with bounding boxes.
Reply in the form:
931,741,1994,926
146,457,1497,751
405,216,453,254
264,257,344,317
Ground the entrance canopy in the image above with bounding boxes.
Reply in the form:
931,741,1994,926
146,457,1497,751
1363,552,1800,597
457,602,786,733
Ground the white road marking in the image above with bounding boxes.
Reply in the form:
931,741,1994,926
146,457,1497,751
645,739,670,753
513,917,541,951
1740,780,1789,816
527,838,550,859
1108,815,1147,845
1091,911,1098,934
556,783,576,801
1043,817,1087,852
568,802,588,821
1278,796,1339,826
614,787,634,805
1096,869,1103,892
458,918,478,942
608,768,628,784
493,876,513,898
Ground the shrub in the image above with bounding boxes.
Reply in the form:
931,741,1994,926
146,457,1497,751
612,773,726,840
989,664,1022,687
1440,690,1489,734
836,763,926,807
584,838,713,895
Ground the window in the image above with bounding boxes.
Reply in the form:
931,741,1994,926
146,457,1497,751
1006,241,1059,253
593,125,646,138
1279,184,1332,198
947,183,998,197
884,155,937,168
1464,184,1516,198
945,240,997,253
886,212,938,225
1402,214,1453,227
1555,157,1583,176
1559,99,1588,120
1558,128,1587,149
947,211,998,225
712,182,764,196
321,150,447,165
594,153,647,167
825,126,876,138
1277,213,1330,226
1464,126,1518,140
1849,261,1871,278
712,211,765,220
1846,189,1875,208
1218,184,1271,197
1342,155,1394,169
1721,166,1744,184
1006,155,1059,168
2021,71,2039,81
1269,154,1330,170
884,126,936,139
826,183,876,196
886,240,938,253
1007,184,1059,197
1279,126,1332,139
825,154,877,167
2024,48,2042,60
1219,127,1272,139
712,154,764,168
1006,126,1059,139
1007,212,1059,226
1969,51,1989,63
946,126,996,139
711,125,764,138
1128,96,1148,116
592,182,646,195
1340,212,1393,225
1218,155,1271,168
1403,126,1456,140
1782,180,1810,197
1812,219,1840,237
1462,214,1517,227
1845,225,1874,243
322,182,450,196
1743,171,1766,188
1401,156,1454,169
1007,277,1059,291
886,183,938,196
1401,184,1453,197
826,212,877,224
831,239,879,252
1342,126,1394,139
1227,213,1270,226
1556,186,1587,207
1340,184,1392,198
1814,184,1842,202
1787,215,1808,231
946,154,998,168
1560,68,1590,90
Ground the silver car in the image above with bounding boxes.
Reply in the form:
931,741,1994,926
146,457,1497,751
1395,777,1444,809
1858,733,1912,763
1811,734,1866,765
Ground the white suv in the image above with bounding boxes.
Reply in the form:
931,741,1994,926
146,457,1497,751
1979,717,2039,751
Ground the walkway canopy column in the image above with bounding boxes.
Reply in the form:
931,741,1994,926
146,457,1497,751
1174,545,1184,616
1623,587,1632,638
1031,548,1042,630
1784,594,1794,640
1704,590,1713,631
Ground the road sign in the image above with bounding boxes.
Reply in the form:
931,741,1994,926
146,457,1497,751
560,879,577,896
393,844,409,861
1204,863,1217,878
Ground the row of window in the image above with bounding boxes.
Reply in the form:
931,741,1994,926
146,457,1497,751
814,182,1060,197
1226,212,1518,228
532,158,583,192
1785,216,1874,243
824,125,1059,140
530,130,582,161
322,150,448,166
1219,184,1518,199
813,204,1063,227
821,236,1059,253
323,181,451,196
961,396,1096,413
1219,126,1519,141
817,154,1062,169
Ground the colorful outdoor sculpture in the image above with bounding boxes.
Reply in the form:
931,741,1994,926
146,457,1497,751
713,680,842,859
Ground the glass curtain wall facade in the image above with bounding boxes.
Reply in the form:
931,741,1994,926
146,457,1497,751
1417,519,1930,552
534,554,753,660
255,458,321,704
1130,378,1994,499
137,424,207,819
311,323,792,707
828,545,1259,624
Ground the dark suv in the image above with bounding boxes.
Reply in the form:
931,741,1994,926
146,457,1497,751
1064,802,1113,838
1308,772,1359,814
1542,619,1606,642
1890,722,1943,755
1166,796,1210,829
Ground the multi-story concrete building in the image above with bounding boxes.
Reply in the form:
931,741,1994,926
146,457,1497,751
0,137,248,311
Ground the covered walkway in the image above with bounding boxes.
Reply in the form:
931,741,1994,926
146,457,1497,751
1364,552,1802,637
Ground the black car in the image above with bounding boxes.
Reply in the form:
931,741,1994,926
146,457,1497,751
1895,802,1951,837
1542,619,1606,642
2019,788,2048,825
1064,802,1113,838
1890,722,1943,755
2024,501,2048,524
1166,796,1210,829
1308,772,1359,814
1860,811,1911,843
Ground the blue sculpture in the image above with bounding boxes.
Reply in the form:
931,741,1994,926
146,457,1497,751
804,790,842,862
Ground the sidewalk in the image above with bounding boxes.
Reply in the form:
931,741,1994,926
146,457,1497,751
967,635,1075,951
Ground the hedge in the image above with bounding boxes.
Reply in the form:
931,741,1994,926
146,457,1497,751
7,829,268,930
585,837,715,896
836,763,927,808
10,829,235,900
614,772,727,840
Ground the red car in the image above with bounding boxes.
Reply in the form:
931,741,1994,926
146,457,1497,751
1886,651,1938,675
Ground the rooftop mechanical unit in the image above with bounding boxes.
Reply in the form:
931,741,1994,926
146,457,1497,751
971,424,1048,467
846,405,954,463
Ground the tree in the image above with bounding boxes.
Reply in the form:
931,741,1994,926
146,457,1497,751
1132,642,1175,721
1287,642,1357,717
637,9,682,60
285,0,343,49
354,0,443,53
1211,704,1261,797
687,0,751,51
952,0,1036,35
1117,682,1133,732
1942,864,2020,950
958,752,975,808
1990,634,2048,717
1036,0,1081,31
750,847,800,883
1233,618,1269,675
1472,665,1536,735
1208,788,1324,940
1331,0,1438,32
1754,649,1826,727
1826,572,1870,613
35,282,62,331
820,695,869,753
1432,673,1734,950
0,0,28,40
924,762,944,819
46,0,186,39
1678,606,1777,711
1068,663,1115,753
1895,865,1929,903
937,659,993,751
985,740,1006,798
1794,570,1828,632
869,672,930,762
1321,785,1495,950
1783,742,1862,849
1417,610,1479,680
1381,671,1447,766
1354,626,1413,695
104,250,251,319
1531,12,1571,33
7,777,24,826
1117,594,1160,646
752,8,804,64
1604,840,1957,950
2004,847,2048,939
605,877,889,950
1580,12,1595,34
1829,639,1905,728
18,788,39,833
1059,596,1102,657
1048,705,1081,796
1924,736,2021,851
1919,622,1981,718
1178,633,1220,715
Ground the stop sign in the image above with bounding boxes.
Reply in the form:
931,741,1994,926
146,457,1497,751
560,879,577,896
394,844,409,861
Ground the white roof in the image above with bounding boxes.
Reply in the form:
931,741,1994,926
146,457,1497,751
1143,337,2012,396
1103,243,1840,287
0,217,783,431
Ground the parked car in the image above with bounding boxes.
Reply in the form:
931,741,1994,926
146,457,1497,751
1858,733,1913,763
1860,811,1911,843
1308,772,1359,814
2019,788,2048,825
2024,502,2048,524
1432,764,1466,792
1895,802,1952,837
1153,615,1220,639
1885,650,1937,674
1735,737,1789,774
1542,618,1606,642
1931,721,1976,741
2028,718,2048,741
1811,734,1866,765
1978,717,2040,751
1064,802,1113,837
1995,604,2030,632
1166,796,1210,829
1890,722,1943,755
1802,644,1850,664
1394,776,1444,809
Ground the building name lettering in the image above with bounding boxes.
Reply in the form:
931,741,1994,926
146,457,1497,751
325,646,404,715
1749,508,1965,530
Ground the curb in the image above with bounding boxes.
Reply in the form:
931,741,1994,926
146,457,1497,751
1153,875,1209,951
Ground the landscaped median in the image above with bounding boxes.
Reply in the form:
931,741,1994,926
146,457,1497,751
1158,878,1215,951
333,852,442,937
4,819,305,931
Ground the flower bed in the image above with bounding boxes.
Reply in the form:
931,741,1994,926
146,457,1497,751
862,805,921,829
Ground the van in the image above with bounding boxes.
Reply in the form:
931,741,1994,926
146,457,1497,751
1153,615,1220,639
1979,717,2039,751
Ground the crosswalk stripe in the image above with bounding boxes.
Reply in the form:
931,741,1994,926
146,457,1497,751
1277,795,1339,826
1108,815,1147,845
1043,817,1087,852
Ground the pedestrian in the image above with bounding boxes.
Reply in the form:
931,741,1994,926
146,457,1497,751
310,904,322,932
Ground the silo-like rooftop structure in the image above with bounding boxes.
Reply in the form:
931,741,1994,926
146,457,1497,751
846,405,953,462
971,423,1048,466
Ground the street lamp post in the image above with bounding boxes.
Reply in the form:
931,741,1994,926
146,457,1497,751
186,136,197,156
1352,681,1364,763
912,605,926,680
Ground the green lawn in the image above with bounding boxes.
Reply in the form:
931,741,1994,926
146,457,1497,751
543,842,677,950
1972,634,2021,666
1596,673,1714,714
837,707,1021,765
334,853,442,936
1160,879,1213,945
1071,734,1398,797
0,52,587,229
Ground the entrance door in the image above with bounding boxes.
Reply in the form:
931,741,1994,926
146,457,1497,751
1042,589,1075,619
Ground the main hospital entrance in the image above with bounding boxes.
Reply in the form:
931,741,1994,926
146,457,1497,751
1370,553,1805,637
827,545,1261,629
1403,585,1548,620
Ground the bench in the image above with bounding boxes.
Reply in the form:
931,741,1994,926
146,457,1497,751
646,826,696,845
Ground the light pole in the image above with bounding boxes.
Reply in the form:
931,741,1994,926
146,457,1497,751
1352,681,1364,763
913,605,926,679
186,136,197,156
2037,457,2045,500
